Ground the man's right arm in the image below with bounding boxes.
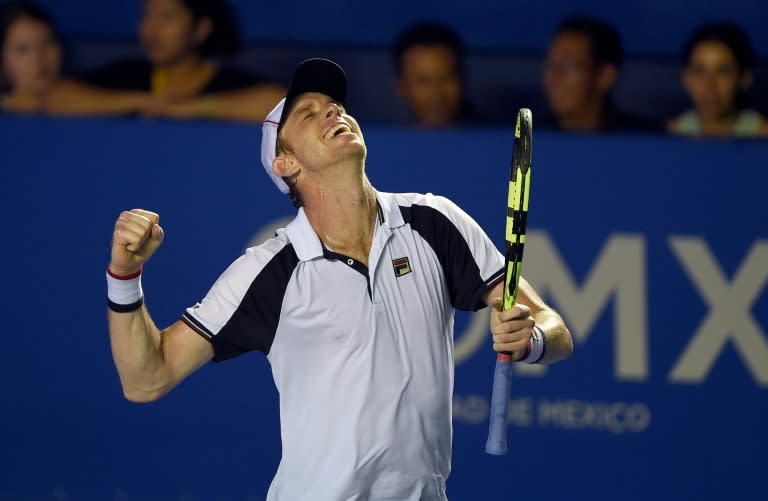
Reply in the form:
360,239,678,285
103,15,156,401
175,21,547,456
107,209,213,402
109,311,213,403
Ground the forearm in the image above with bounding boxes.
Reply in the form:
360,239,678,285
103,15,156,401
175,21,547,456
172,85,286,122
487,277,574,364
532,308,573,364
44,81,146,116
208,85,286,121
108,304,171,401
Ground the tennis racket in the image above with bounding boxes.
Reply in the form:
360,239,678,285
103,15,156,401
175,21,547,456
486,108,532,456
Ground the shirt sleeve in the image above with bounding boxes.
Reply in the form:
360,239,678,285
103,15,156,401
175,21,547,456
181,234,300,361
403,194,504,311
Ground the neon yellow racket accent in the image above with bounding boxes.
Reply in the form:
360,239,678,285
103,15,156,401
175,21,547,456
503,109,532,312
486,108,532,456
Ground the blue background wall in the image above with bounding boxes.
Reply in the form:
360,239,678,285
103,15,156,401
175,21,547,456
23,0,768,57
1,115,766,500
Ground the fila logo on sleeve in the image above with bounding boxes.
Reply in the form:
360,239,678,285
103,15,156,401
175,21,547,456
392,256,412,277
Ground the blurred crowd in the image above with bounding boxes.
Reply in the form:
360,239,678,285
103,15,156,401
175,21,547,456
1,0,766,138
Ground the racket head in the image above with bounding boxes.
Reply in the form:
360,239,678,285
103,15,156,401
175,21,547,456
512,109,532,178
503,108,533,311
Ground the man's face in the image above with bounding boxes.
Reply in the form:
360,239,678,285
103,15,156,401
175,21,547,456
542,31,605,117
397,44,462,126
277,92,366,173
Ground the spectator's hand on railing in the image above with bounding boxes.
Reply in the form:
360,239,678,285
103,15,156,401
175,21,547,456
0,92,43,114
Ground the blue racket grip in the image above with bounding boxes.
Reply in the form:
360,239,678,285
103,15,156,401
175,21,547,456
486,355,512,455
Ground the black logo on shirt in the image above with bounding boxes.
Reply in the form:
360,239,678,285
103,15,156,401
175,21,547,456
392,257,412,277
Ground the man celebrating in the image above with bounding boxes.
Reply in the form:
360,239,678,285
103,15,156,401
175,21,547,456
107,58,572,500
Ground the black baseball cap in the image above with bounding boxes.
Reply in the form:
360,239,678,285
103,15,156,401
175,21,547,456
278,58,348,129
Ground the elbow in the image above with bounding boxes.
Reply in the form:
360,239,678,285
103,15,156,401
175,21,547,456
547,325,574,364
123,392,154,404
122,383,169,404
562,328,574,360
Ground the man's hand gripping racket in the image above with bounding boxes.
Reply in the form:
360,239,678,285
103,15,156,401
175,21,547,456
486,108,532,456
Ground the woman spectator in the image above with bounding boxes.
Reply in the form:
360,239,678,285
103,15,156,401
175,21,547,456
668,22,768,137
81,0,285,121
0,2,148,116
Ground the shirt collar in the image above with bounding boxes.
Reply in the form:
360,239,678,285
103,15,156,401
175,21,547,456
375,190,405,229
285,190,405,262
285,208,324,261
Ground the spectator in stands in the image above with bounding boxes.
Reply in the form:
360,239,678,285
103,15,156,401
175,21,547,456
0,2,59,112
668,22,768,137
392,22,478,127
1,0,283,121
541,16,659,133
80,0,285,121
0,1,150,115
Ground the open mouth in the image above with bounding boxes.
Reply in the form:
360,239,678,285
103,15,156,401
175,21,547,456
325,123,351,139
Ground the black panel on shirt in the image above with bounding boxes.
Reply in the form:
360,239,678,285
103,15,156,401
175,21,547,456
80,58,270,94
399,203,489,312
211,244,300,361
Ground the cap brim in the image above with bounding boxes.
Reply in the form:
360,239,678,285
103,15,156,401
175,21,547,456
261,98,289,194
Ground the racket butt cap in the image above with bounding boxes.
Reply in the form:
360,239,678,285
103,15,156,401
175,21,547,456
485,440,508,456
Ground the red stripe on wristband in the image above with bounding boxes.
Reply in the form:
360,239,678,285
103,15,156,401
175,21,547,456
107,267,142,280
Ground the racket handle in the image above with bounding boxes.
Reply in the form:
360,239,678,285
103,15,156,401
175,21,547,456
486,353,513,455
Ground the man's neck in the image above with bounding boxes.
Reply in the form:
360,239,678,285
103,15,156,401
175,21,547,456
698,110,740,136
303,173,378,266
557,99,605,132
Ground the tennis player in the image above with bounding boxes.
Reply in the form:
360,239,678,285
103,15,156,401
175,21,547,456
106,58,573,500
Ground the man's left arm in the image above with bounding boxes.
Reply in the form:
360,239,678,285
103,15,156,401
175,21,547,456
483,277,573,365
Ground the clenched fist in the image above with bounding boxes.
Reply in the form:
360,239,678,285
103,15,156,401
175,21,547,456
110,209,165,276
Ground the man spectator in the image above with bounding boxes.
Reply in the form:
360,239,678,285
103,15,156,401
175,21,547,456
392,21,478,127
541,16,659,133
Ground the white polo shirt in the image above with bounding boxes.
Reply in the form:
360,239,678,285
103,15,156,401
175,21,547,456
182,191,504,501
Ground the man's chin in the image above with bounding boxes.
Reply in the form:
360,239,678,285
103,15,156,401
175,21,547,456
339,142,367,162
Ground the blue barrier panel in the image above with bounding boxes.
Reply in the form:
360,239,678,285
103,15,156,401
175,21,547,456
1,116,766,501
28,0,768,57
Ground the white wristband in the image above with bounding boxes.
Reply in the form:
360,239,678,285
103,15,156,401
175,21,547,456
106,268,144,312
520,325,546,364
